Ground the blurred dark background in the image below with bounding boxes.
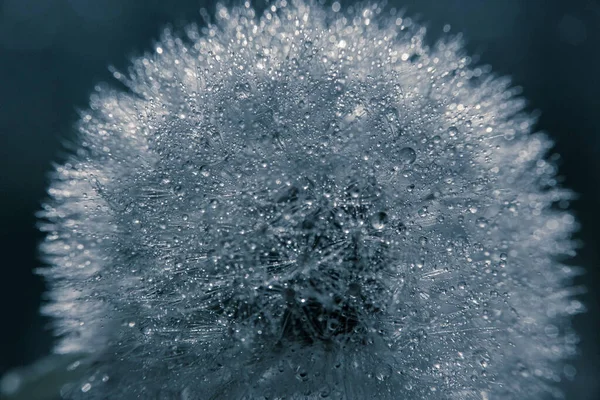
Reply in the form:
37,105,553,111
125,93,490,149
0,0,599,398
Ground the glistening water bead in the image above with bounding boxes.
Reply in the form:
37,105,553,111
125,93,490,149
38,1,581,399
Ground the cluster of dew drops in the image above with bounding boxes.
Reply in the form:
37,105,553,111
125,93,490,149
37,1,582,399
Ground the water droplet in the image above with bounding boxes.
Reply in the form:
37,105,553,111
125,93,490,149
347,184,360,198
296,370,309,382
327,318,340,331
396,222,407,233
375,363,393,381
397,147,416,165
370,211,388,230
347,282,361,296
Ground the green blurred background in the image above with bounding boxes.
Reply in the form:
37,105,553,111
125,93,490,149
0,0,598,398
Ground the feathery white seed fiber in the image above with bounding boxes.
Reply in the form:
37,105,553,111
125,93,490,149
39,1,581,399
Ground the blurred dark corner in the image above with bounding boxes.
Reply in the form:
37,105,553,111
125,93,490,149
0,0,598,398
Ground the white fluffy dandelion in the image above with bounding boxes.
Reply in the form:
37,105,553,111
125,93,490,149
36,1,581,399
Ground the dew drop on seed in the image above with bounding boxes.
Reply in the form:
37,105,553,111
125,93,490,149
370,211,388,230
397,147,416,165
347,282,361,296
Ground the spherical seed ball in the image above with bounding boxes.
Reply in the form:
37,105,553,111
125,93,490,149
39,1,581,399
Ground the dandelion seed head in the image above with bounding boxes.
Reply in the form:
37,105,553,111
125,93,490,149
39,1,580,399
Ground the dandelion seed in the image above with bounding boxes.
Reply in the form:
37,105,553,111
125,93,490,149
36,1,580,399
